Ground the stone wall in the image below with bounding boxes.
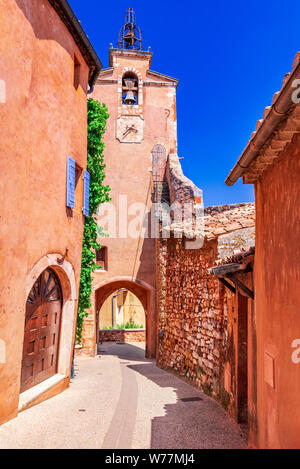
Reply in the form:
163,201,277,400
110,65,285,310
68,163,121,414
156,236,226,396
156,234,254,422
79,317,97,357
99,329,146,343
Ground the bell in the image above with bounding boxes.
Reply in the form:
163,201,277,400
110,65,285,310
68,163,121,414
123,90,136,105
124,29,137,46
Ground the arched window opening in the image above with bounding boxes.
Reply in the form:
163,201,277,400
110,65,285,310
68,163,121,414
122,72,138,105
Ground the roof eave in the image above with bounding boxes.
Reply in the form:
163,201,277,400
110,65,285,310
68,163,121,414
208,263,249,277
147,70,179,86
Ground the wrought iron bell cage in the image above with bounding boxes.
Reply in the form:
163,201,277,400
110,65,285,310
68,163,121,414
117,8,143,51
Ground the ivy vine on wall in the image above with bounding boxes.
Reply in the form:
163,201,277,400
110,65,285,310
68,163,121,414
77,98,110,343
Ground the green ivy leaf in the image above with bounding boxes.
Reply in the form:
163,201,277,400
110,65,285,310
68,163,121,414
77,99,111,343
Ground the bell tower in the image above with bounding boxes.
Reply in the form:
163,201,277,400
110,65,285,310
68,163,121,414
88,8,179,358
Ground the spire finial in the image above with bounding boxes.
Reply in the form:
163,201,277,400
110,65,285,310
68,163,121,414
117,8,142,51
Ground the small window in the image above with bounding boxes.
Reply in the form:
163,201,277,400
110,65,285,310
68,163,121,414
96,247,108,271
122,73,138,105
73,55,81,90
75,164,82,186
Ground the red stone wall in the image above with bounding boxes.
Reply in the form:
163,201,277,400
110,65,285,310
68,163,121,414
157,237,225,394
156,235,255,426
99,329,146,343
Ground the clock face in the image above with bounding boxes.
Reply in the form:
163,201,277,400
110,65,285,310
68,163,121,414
116,115,144,143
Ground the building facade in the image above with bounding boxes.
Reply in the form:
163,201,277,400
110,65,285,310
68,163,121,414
80,9,202,358
0,0,101,425
226,52,300,448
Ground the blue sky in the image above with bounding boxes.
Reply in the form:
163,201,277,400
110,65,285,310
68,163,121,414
70,0,299,206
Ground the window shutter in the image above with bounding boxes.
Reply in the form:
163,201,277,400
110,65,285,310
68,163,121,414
66,156,75,209
82,170,90,217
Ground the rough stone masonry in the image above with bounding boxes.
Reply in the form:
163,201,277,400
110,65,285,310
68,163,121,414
156,202,255,421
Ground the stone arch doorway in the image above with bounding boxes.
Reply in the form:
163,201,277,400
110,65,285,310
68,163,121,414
94,278,156,358
21,268,62,392
21,254,77,401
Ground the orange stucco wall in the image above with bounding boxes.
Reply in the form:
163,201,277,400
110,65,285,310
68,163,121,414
253,139,300,448
0,0,90,425
85,49,178,358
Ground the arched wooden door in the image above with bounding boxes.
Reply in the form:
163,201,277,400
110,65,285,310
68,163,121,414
21,268,62,393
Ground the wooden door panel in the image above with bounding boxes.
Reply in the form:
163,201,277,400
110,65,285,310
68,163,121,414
21,363,35,391
21,269,62,393
23,330,39,353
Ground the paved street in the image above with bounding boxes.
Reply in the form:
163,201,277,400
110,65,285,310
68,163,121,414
0,342,247,449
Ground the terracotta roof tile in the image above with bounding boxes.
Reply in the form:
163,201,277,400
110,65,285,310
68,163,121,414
204,203,255,240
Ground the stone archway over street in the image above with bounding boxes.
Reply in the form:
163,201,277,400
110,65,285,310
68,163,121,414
94,278,156,359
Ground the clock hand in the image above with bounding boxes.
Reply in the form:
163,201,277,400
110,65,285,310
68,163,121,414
123,125,137,138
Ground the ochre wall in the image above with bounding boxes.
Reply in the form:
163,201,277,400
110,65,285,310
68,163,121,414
254,140,300,449
99,290,145,329
124,291,145,327
0,0,89,425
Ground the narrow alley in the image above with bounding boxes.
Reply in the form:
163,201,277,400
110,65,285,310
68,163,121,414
0,343,246,449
